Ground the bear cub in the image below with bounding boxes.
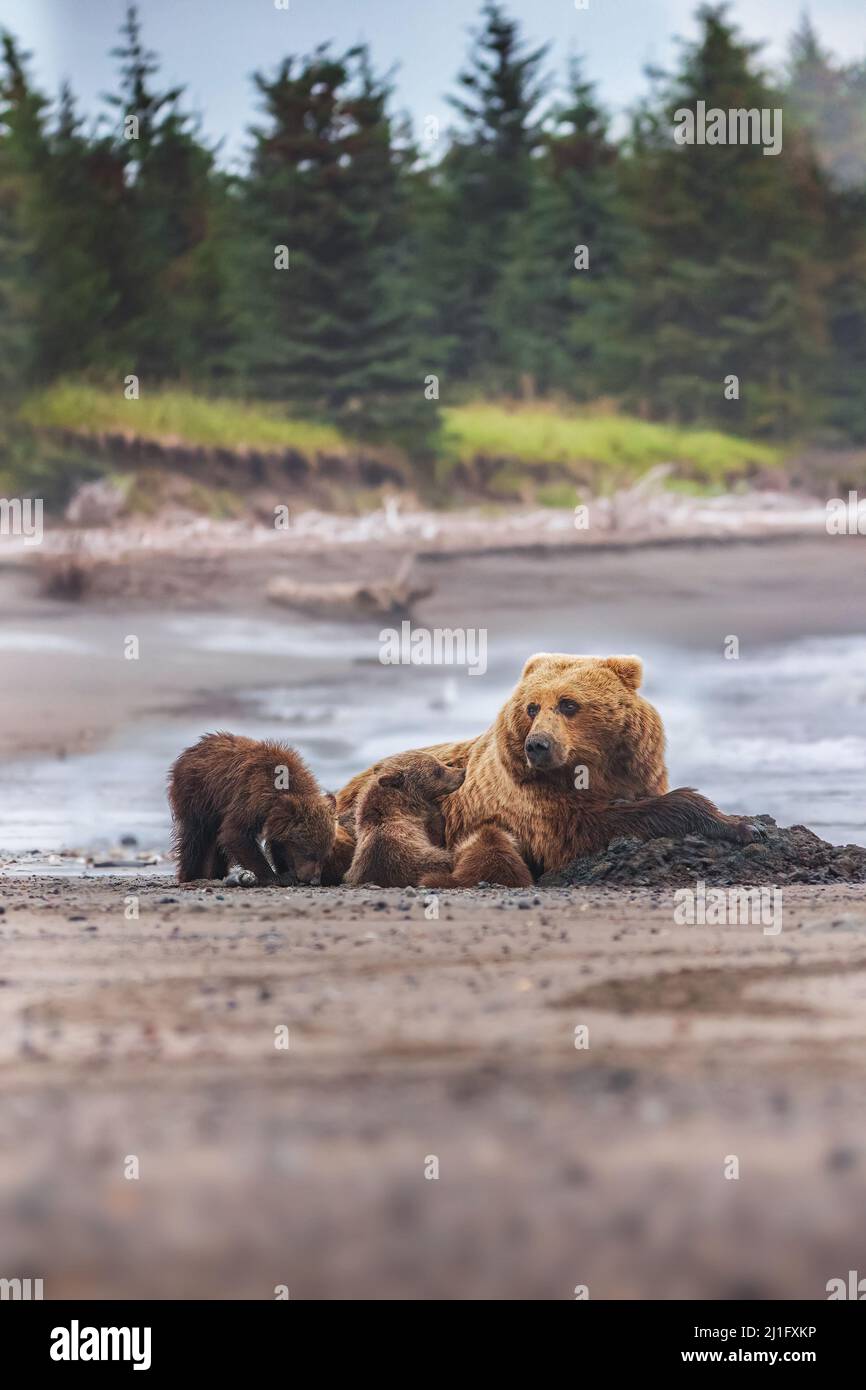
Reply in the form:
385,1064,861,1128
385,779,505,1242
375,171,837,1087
345,752,465,888
169,732,336,886
420,823,533,889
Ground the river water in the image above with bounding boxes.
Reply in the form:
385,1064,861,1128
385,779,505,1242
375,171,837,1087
1,612,864,855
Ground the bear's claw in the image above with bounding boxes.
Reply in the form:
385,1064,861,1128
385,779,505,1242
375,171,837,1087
730,818,767,845
223,868,258,887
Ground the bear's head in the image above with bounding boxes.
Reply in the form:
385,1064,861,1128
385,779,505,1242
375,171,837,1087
495,652,667,794
359,751,465,825
264,790,337,885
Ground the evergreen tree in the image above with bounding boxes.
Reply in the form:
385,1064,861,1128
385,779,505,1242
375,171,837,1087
4,0,866,455
238,43,436,447
491,60,628,397
0,32,44,395
26,84,119,377
785,14,866,190
614,4,828,437
102,3,233,379
821,186,866,442
786,17,866,441
435,1,549,384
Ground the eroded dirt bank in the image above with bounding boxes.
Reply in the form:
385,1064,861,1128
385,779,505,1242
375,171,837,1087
2,875,866,1299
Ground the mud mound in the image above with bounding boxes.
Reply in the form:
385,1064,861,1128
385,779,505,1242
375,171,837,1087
539,816,866,888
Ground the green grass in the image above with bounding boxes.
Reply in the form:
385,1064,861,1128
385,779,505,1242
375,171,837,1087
440,401,783,488
17,383,787,501
19,382,348,454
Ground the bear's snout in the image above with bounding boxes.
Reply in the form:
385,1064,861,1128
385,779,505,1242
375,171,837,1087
525,731,564,769
295,858,322,885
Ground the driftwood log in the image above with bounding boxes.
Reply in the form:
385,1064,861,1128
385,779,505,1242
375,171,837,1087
266,554,432,620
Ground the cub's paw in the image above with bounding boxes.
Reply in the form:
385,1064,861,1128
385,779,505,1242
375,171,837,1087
223,868,258,888
276,871,297,887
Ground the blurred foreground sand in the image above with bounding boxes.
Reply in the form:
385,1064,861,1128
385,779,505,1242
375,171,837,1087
2,875,866,1299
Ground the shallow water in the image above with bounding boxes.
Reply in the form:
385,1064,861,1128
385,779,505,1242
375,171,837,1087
0,614,864,854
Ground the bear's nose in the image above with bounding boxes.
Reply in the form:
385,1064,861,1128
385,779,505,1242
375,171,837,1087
526,734,552,755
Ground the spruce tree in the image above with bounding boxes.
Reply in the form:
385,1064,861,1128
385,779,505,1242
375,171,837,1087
25,84,119,377
435,1,549,385
491,59,627,398
0,32,44,395
615,4,827,437
786,18,866,441
102,3,233,380
238,43,436,448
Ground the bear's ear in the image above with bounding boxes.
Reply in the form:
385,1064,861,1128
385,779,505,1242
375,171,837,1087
521,652,555,678
604,656,643,690
378,770,405,789
323,791,337,809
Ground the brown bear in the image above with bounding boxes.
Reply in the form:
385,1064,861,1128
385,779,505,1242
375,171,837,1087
321,820,358,888
420,823,533,889
168,732,336,885
344,751,465,888
336,653,761,885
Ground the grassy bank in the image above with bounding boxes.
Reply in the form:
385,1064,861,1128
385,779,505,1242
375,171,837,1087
18,382,348,454
12,382,786,505
441,402,782,490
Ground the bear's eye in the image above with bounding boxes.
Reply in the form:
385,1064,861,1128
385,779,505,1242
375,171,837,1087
558,698,580,716
527,703,540,718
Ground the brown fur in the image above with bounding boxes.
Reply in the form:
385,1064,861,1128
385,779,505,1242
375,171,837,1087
420,824,533,889
338,653,759,885
168,732,336,885
321,820,357,887
344,752,465,888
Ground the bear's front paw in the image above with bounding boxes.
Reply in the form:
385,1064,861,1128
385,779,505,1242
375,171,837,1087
276,870,297,887
223,868,258,887
724,817,767,845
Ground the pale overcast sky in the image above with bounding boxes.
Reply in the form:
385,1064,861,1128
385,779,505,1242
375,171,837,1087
3,1,864,166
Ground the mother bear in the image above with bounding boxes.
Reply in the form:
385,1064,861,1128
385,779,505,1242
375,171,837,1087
326,652,758,886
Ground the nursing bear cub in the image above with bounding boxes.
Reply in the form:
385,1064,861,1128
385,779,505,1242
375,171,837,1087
336,652,760,886
345,752,465,888
169,732,336,885
344,751,531,888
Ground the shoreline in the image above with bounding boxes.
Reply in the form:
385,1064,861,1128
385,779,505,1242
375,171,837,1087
2,533,864,857
0,488,840,568
2,533,866,763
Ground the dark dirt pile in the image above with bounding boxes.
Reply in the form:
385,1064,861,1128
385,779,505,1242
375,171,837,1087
539,816,866,889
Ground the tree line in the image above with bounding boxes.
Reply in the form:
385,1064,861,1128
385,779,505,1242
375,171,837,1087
1,1,865,452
